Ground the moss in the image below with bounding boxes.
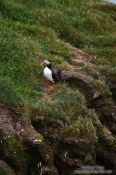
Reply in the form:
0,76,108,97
0,160,16,175
4,135,28,171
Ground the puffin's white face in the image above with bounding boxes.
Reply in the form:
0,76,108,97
44,59,51,67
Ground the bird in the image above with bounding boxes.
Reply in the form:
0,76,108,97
43,60,56,83
43,60,57,92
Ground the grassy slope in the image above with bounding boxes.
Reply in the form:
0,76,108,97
0,0,116,138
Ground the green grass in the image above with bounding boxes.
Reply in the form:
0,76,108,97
0,0,116,139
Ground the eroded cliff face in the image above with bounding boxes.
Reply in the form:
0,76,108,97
0,48,116,175
0,106,58,175
0,98,116,175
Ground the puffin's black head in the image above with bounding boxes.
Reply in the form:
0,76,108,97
44,59,52,69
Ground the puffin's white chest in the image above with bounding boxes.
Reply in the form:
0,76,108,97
43,67,54,82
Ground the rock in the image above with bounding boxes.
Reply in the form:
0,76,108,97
93,92,101,99
97,105,116,134
55,70,94,97
33,139,42,147
61,71,93,84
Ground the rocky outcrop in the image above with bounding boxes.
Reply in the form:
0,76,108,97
32,111,116,175
0,93,116,175
0,106,58,175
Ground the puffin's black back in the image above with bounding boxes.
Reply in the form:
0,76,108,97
52,71,57,82
46,63,52,69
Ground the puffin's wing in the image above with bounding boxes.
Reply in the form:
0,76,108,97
52,71,57,83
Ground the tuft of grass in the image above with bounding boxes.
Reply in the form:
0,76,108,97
62,116,97,140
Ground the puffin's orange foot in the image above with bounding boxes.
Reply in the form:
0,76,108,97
43,79,49,86
57,84,62,93
49,85,54,93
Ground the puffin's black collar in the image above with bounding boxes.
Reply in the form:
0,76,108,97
46,64,52,69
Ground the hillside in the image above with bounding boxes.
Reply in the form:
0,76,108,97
0,0,116,175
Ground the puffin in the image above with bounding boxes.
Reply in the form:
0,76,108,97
43,60,57,91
